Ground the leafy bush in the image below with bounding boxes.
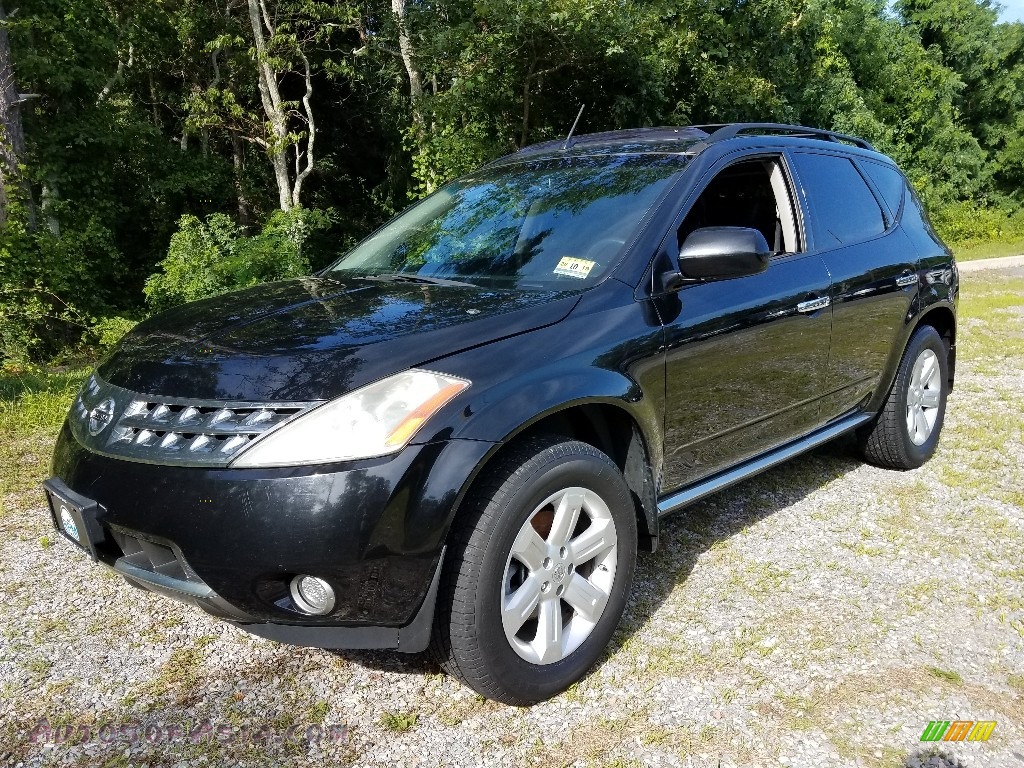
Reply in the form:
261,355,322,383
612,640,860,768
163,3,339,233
407,120,502,198
87,316,139,352
0,284,52,366
931,202,1024,248
144,208,331,311
0,200,135,365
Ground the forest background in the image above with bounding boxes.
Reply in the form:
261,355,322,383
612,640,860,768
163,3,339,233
2,0,1023,365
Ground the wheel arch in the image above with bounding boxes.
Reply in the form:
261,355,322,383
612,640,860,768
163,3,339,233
510,402,660,552
446,399,662,555
913,304,956,389
869,300,956,414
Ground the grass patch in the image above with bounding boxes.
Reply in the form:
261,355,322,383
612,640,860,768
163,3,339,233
138,614,184,644
24,657,52,678
436,709,462,727
954,236,1024,261
898,579,940,608
529,716,659,767
34,616,69,638
727,560,791,598
955,276,1024,372
641,726,671,745
0,365,91,432
930,276,1024,506
634,639,711,677
379,710,418,732
774,691,818,730
138,635,217,703
308,700,329,724
0,364,90,503
926,666,963,685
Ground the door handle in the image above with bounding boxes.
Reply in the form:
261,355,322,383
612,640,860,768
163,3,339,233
797,296,831,313
896,271,918,288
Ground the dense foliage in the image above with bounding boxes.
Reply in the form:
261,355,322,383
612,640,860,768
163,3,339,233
1,0,1022,363
143,208,328,310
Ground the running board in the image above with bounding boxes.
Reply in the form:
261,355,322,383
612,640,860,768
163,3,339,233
657,413,872,518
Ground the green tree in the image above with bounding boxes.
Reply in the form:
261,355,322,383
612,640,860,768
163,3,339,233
899,0,1024,198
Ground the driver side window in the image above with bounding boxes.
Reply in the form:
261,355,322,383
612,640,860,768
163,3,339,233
679,157,800,255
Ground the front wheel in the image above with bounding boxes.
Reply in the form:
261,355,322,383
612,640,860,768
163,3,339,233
431,435,637,705
858,324,949,470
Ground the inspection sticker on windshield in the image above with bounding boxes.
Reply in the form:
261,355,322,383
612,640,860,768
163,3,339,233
554,257,596,279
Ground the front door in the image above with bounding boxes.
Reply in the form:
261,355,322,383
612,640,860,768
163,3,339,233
657,155,833,492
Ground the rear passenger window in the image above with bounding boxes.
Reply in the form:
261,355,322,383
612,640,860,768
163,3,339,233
792,153,885,248
860,160,906,221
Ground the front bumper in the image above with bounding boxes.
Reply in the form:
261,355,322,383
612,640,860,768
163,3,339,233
48,423,495,651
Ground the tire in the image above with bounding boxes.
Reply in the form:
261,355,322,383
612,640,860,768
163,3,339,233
431,435,637,705
858,324,949,470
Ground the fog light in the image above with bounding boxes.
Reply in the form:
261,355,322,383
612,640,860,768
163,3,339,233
289,575,336,615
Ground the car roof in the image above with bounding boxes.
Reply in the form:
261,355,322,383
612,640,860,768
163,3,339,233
489,123,895,168
514,126,711,158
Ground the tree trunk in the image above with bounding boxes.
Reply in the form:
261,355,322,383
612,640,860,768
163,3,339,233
95,42,133,106
392,0,423,106
393,0,434,192
41,178,59,236
521,61,535,149
290,50,315,209
247,0,294,211
148,74,161,128
231,129,252,228
0,2,33,228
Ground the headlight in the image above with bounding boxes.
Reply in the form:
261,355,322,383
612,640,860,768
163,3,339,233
229,369,470,468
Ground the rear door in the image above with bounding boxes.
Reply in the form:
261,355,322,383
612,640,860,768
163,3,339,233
657,153,833,492
787,151,917,422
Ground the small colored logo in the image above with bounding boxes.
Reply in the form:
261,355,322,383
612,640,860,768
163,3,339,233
59,506,79,541
920,720,996,742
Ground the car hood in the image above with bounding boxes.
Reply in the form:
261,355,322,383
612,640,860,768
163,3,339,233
98,277,580,401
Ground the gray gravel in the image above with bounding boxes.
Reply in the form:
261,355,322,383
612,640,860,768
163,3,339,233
1,270,1022,768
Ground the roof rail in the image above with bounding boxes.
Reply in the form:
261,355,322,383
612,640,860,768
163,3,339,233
691,123,875,151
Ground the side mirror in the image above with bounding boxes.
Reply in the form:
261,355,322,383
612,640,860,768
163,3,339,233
674,226,771,283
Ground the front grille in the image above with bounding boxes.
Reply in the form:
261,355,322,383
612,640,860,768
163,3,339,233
70,374,318,467
110,401,304,457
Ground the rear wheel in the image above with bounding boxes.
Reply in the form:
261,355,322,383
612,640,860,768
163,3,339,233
859,325,949,469
431,435,637,705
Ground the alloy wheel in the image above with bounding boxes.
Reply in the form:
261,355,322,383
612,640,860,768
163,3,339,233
906,348,942,446
501,487,618,665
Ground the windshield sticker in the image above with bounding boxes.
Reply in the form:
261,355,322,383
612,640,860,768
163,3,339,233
554,257,596,279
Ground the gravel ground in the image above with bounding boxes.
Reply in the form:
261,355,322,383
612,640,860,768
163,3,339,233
1,270,1022,768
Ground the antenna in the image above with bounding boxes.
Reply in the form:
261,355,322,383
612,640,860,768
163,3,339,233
562,104,586,150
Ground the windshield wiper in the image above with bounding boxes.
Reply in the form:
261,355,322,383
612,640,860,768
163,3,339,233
357,273,480,289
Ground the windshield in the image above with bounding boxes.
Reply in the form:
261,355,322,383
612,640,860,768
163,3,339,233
327,154,685,290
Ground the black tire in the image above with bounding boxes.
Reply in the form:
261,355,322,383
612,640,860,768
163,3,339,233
858,324,949,470
431,435,637,705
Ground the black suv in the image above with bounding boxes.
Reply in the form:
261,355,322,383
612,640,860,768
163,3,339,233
46,124,956,705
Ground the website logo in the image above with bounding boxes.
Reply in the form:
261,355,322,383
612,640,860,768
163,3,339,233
920,720,996,742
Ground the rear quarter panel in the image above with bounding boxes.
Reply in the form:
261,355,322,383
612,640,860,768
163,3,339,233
865,185,958,413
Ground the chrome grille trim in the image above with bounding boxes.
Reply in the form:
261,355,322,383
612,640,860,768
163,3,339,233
70,373,319,467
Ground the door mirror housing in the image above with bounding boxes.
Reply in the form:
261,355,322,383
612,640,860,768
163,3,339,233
674,226,771,283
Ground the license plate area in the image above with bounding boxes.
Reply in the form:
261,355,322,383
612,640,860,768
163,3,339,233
43,478,107,561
